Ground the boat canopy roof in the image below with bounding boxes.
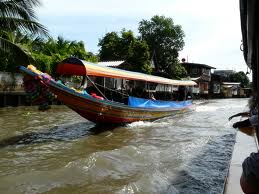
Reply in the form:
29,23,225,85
56,57,197,86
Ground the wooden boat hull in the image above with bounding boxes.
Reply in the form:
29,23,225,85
20,66,192,124
50,84,189,124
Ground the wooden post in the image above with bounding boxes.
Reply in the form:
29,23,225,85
103,77,106,97
18,95,21,106
164,85,166,100
3,94,6,106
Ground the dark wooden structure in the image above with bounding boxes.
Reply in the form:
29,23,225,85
181,62,215,97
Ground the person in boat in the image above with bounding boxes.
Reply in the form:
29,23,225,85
80,76,87,89
229,111,252,121
232,114,258,129
238,114,259,193
150,93,156,100
178,86,186,101
229,94,257,126
84,85,104,100
231,94,259,193
240,144,259,193
236,114,259,193
83,77,98,95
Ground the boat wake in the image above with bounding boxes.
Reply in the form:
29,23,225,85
127,120,171,129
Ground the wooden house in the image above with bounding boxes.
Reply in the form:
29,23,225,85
181,62,216,97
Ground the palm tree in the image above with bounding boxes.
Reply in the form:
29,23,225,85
0,0,48,67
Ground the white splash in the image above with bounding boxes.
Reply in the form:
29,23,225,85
127,121,170,129
195,105,219,112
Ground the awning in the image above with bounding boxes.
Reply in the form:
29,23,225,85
56,58,197,86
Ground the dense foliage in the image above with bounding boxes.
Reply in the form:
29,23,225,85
139,15,186,78
229,71,250,87
98,15,186,78
1,1,185,79
31,36,98,74
0,33,98,74
98,29,151,74
0,0,48,69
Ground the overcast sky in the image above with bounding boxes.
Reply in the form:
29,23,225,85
37,0,250,76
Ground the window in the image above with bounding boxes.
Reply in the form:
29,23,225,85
202,69,210,75
191,68,198,74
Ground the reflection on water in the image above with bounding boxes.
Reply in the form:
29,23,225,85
0,99,248,193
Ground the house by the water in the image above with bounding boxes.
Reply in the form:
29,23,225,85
211,70,250,98
96,61,180,101
0,60,250,107
181,62,216,98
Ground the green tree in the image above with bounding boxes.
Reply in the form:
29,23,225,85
98,32,121,60
31,36,98,74
0,31,34,71
98,29,151,74
229,71,250,88
128,40,151,74
138,15,185,78
0,0,48,70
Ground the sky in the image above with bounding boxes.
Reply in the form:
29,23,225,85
37,0,251,77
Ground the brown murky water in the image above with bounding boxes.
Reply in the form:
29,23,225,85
0,99,248,194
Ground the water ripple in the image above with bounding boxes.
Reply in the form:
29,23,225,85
0,98,247,193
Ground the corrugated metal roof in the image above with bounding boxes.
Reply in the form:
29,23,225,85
182,62,216,69
181,77,200,81
97,61,125,67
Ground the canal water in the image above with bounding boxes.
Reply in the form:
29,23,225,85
0,98,248,194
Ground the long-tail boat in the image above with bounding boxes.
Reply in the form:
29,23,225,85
19,57,196,125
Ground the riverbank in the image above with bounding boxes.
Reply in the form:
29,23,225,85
0,91,62,107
